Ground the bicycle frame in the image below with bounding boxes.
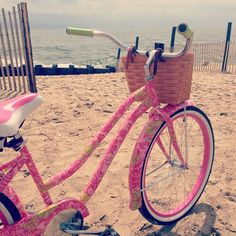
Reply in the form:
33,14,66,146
0,80,154,204
0,78,191,235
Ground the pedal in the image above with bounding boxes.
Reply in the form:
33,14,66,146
100,225,120,236
60,211,120,236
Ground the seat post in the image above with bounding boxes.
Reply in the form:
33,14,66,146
3,132,25,152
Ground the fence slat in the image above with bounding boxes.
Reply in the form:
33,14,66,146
197,44,200,71
232,42,236,73
212,43,215,72
13,6,26,93
190,40,236,74
213,42,217,72
217,42,220,71
17,3,30,91
201,43,204,72
0,22,12,90
0,51,6,89
207,43,210,72
2,8,17,91
20,2,36,93
9,11,21,92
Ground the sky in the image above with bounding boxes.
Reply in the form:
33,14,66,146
1,0,236,29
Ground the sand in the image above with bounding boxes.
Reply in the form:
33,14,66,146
0,72,236,235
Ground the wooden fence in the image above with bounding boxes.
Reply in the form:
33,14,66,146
0,2,36,98
191,41,236,73
117,38,236,74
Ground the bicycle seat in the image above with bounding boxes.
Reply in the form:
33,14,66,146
0,93,43,137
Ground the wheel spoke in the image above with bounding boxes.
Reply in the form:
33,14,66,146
146,161,168,177
142,166,178,192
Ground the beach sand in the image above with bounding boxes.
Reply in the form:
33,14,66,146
1,72,236,235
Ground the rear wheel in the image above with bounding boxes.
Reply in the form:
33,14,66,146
139,106,214,224
0,192,21,228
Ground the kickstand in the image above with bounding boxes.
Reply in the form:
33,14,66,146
60,223,120,236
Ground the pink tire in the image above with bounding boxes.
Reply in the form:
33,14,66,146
139,106,214,224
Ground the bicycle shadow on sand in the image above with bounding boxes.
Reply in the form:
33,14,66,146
144,203,221,236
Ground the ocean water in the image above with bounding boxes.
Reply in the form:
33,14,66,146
31,27,235,66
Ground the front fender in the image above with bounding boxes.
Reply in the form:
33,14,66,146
128,101,193,210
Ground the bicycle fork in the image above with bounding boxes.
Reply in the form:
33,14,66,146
149,107,188,169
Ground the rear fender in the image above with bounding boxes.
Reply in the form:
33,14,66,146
0,198,89,235
2,185,27,217
128,101,193,210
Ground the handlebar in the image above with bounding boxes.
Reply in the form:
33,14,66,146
66,27,131,51
66,28,94,37
66,23,193,80
66,23,193,60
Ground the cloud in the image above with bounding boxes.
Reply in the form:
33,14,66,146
0,0,235,28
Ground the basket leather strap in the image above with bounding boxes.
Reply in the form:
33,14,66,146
125,46,136,69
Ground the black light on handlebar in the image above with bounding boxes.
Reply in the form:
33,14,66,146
177,23,193,39
178,24,187,33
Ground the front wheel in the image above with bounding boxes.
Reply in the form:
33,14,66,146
139,106,214,224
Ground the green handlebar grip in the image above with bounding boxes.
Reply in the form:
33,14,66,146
66,27,94,37
177,23,193,39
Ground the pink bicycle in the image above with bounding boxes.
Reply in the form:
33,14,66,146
0,23,214,235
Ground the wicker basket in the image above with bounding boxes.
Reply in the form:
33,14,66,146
121,53,194,104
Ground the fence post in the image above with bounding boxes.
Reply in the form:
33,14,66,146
20,2,37,92
115,48,121,72
117,48,121,60
170,26,176,52
222,22,232,72
135,36,139,50
154,42,164,50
